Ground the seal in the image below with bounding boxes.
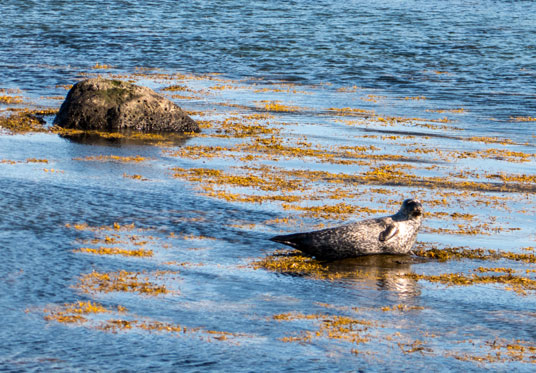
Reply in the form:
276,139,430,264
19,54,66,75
270,199,424,260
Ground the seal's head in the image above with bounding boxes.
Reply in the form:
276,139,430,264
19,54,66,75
399,199,423,220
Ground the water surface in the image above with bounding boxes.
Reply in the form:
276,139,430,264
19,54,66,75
1,1,536,371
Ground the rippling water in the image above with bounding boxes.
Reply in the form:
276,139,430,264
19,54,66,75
3,1,536,126
1,1,536,371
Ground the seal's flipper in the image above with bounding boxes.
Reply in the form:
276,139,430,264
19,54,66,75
270,232,335,260
270,233,304,248
379,224,398,242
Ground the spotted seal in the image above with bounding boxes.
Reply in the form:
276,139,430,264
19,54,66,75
270,199,424,260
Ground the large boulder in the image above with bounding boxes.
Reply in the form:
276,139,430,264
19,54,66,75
53,78,199,133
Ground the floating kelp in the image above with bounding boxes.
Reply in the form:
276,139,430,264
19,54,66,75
0,95,23,104
43,301,244,342
447,148,536,163
380,304,424,312
250,249,341,280
76,270,176,296
26,158,49,163
258,100,305,112
413,244,536,263
0,109,54,134
406,271,536,295
273,312,374,344
123,173,149,181
326,107,374,117
162,84,192,92
449,338,536,364
92,63,113,69
74,247,153,257
426,108,466,114
281,202,387,220
43,301,124,324
73,155,149,162
511,116,536,122
99,318,243,342
66,222,137,232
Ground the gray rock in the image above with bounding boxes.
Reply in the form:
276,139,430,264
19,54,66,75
270,199,424,260
53,78,199,133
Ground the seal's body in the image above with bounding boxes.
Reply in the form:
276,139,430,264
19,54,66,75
270,199,424,260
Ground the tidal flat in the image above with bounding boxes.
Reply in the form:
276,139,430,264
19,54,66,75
1,68,536,371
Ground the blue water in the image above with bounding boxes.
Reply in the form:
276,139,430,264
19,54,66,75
2,1,536,372
2,1,536,124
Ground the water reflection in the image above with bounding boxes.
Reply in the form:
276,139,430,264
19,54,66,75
327,255,422,298
58,131,190,147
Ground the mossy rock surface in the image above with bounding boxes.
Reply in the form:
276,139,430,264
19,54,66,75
54,78,199,133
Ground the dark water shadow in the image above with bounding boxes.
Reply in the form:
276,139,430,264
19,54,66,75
326,254,425,297
58,130,191,147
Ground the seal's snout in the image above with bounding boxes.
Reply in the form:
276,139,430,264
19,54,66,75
402,199,423,218
411,208,422,218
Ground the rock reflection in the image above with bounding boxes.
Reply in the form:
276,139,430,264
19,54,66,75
326,255,422,297
58,130,191,147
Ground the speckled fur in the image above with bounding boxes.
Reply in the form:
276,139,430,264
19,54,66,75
270,199,424,260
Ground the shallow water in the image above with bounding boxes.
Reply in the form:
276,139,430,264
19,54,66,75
1,1,536,372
